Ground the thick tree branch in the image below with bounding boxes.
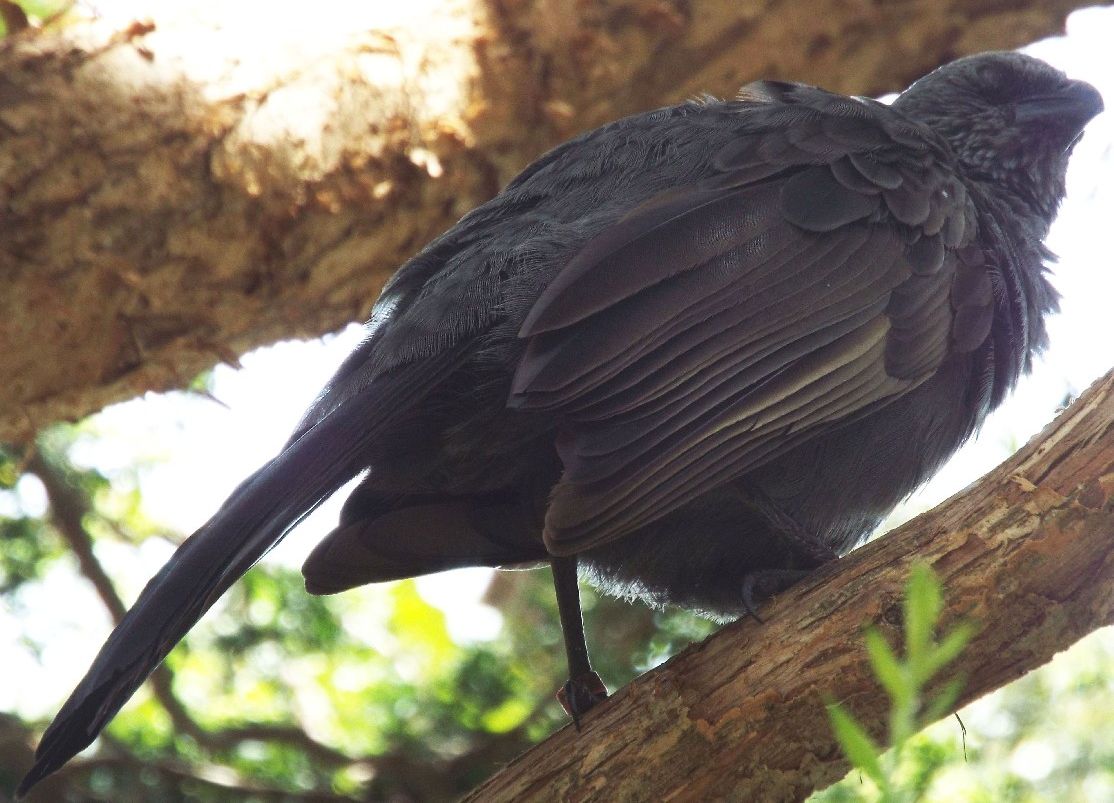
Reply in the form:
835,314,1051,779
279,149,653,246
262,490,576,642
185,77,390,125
465,368,1114,801
0,0,1103,442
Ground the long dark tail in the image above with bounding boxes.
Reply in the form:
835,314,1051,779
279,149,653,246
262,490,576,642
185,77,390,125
18,355,454,797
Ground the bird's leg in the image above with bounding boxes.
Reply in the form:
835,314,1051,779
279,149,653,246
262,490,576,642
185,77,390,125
551,554,607,726
738,483,839,622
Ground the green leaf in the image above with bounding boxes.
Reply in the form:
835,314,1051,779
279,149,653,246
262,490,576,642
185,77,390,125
918,622,975,682
864,627,909,704
922,676,966,725
827,702,886,786
903,564,942,665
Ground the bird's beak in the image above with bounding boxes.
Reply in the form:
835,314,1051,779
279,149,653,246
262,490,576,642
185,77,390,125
1015,79,1104,145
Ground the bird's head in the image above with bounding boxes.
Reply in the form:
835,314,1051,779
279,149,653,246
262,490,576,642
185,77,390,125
892,51,1103,226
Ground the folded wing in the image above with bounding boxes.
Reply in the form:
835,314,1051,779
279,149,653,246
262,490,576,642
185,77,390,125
511,86,978,554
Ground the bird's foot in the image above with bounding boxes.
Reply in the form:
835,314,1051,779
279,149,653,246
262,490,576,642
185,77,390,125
740,568,820,623
556,671,608,729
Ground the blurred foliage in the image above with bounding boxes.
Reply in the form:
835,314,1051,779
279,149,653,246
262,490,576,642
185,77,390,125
0,447,61,594
820,565,974,802
0,0,71,36
1,425,1111,801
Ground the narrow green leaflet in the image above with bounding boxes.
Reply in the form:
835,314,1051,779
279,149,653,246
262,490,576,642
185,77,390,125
903,564,942,666
827,702,886,787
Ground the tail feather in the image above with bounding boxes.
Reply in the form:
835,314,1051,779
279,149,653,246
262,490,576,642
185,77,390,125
303,494,548,593
18,353,459,797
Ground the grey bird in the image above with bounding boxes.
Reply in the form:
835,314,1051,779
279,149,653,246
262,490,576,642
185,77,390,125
18,50,1102,796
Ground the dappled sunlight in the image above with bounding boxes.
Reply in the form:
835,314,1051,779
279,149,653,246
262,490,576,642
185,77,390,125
78,0,481,190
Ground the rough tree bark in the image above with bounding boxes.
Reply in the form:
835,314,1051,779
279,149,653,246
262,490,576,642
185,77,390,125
0,0,1104,442
464,369,1114,802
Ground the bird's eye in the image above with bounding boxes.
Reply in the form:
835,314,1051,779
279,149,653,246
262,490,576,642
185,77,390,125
974,63,1019,104
975,63,1004,84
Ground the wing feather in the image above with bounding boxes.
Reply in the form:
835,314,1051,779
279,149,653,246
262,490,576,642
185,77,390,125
546,316,895,541
511,85,976,554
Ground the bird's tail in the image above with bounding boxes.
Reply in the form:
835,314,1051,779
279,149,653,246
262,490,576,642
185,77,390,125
18,353,456,797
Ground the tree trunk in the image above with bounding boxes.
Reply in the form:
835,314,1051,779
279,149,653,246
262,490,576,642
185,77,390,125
464,368,1114,801
0,0,1102,442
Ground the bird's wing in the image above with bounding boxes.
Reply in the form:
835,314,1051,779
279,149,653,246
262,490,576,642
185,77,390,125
510,85,983,554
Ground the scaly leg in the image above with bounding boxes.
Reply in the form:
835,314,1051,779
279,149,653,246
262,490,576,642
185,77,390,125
551,555,607,726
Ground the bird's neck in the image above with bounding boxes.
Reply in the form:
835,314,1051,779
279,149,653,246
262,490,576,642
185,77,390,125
971,184,1059,377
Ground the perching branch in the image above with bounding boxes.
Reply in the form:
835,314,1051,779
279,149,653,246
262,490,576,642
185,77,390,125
466,367,1114,802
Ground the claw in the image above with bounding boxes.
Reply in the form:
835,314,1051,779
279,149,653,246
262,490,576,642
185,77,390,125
740,574,766,624
557,670,608,728
740,568,818,621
